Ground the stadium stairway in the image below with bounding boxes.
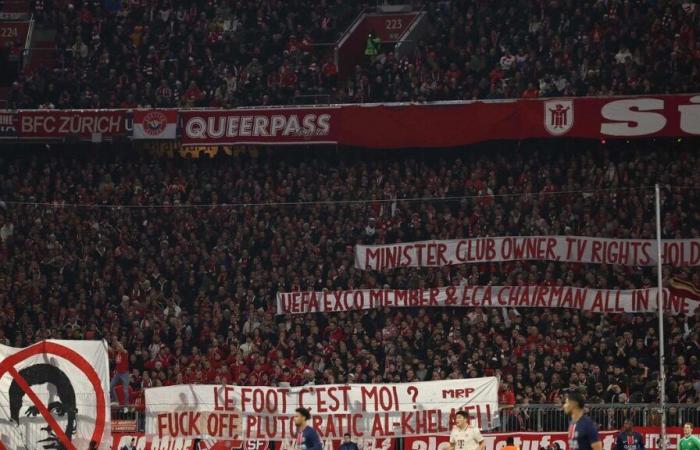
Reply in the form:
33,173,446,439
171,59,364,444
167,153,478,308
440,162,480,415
0,0,58,108
335,3,428,80
23,27,57,74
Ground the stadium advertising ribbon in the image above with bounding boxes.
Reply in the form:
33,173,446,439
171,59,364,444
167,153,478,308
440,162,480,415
354,236,700,271
144,378,498,441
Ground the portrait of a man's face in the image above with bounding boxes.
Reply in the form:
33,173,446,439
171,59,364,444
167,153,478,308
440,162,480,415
9,364,77,450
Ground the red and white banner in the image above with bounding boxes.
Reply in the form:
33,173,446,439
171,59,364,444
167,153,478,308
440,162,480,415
335,95,700,148
276,286,700,315
355,236,700,271
0,340,111,450
133,110,177,140
180,108,338,146
6,94,700,145
17,110,125,139
404,427,694,450
179,95,700,147
145,379,498,441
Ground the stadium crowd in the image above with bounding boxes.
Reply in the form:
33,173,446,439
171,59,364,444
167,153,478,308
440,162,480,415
6,0,700,108
1,138,700,423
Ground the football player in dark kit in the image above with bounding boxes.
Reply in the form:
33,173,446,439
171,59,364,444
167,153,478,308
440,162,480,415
563,391,602,450
616,420,645,450
293,407,323,450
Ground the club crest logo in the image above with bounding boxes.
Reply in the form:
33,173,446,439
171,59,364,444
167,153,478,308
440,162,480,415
142,111,169,136
544,99,574,135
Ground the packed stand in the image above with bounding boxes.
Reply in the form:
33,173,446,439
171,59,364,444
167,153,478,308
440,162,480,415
357,0,700,102
10,0,359,108
8,0,700,108
0,139,700,425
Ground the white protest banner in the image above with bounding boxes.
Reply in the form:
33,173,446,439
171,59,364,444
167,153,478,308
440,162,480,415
0,340,111,450
277,286,700,315
354,236,700,270
145,378,498,441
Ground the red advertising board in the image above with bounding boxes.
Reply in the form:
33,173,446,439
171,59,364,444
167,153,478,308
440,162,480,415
404,427,689,450
336,95,700,149
6,94,700,145
111,434,394,450
179,108,338,146
111,429,692,450
17,109,126,139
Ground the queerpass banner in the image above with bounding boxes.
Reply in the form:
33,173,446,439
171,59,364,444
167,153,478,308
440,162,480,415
277,287,700,316
179,108,338,146
354,236,700,271
144,379,498,441
179,94,700,147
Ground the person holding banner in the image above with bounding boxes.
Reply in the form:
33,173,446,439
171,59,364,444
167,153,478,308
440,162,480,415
449,410,485,450
563,391,602,450
293,407,323,450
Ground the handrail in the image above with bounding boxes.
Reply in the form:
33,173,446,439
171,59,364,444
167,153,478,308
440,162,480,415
24,14,34,52
337,8,369,49
1,92,699,113
21,13,34,70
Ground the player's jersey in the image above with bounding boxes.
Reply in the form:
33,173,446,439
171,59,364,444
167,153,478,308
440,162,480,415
450,425,484,450
679,435,700,450
616,431,644,450
568,416,600,450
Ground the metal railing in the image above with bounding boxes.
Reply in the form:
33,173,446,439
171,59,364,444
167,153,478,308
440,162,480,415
498,404,700,432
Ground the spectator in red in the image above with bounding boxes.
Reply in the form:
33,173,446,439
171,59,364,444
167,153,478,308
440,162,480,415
111,340,130,406
500,382,516,410
522,83,539,98
182,80,204,106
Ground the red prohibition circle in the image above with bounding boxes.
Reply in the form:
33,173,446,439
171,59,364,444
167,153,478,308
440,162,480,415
0,341,107,447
